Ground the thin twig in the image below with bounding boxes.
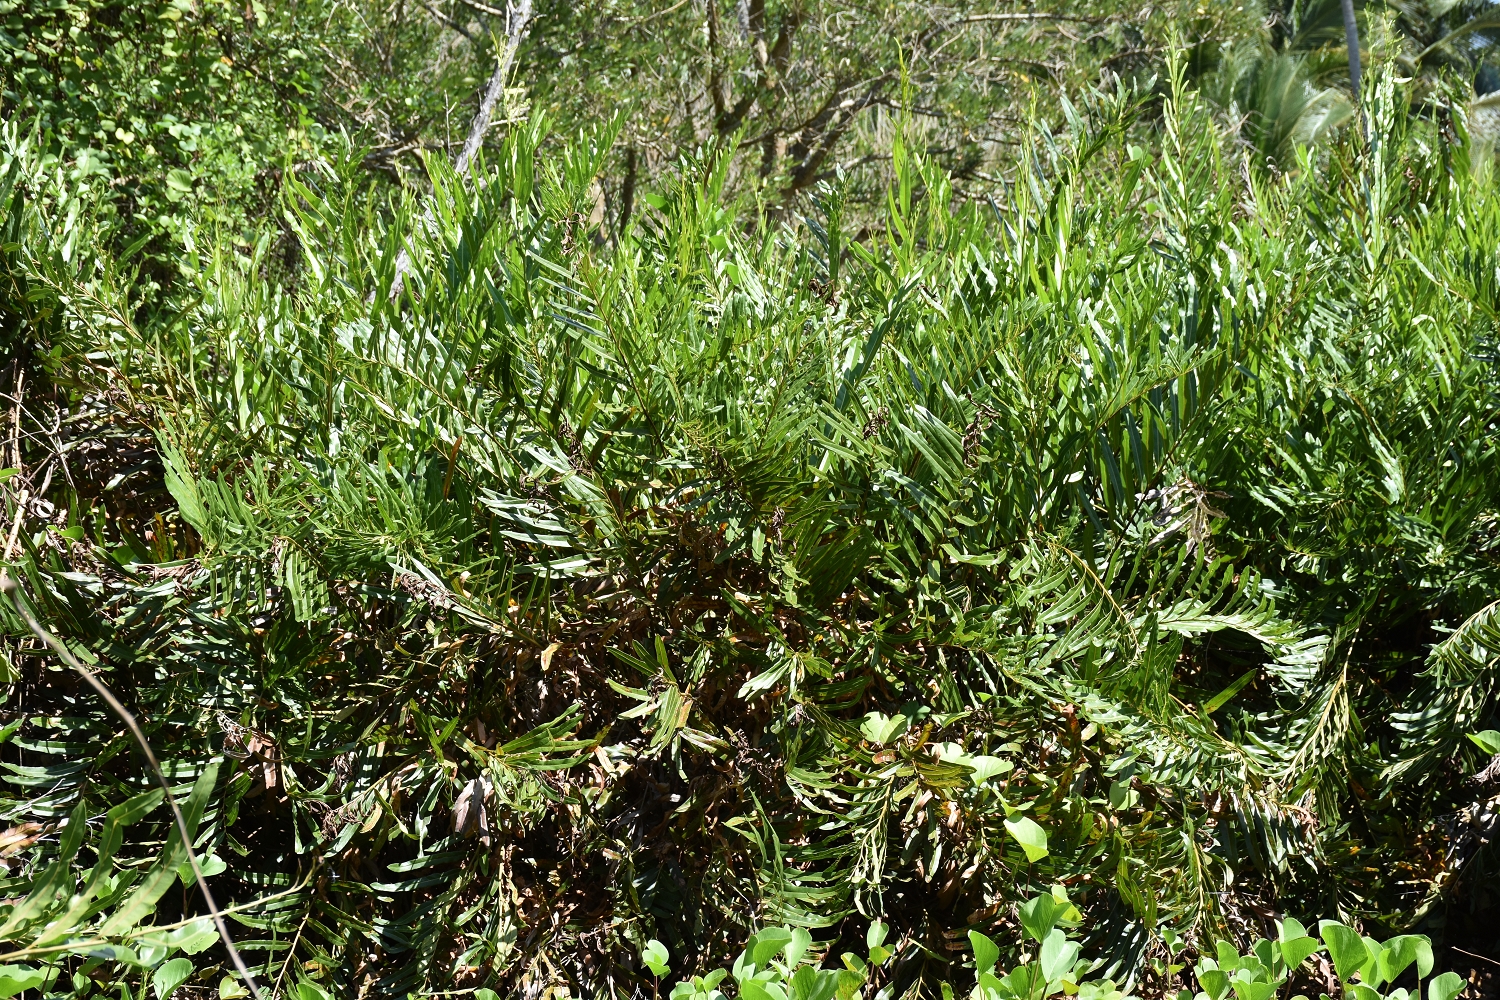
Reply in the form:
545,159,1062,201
272,910,312,997
617,0,691,24
963,12,1104,24
0,574,265,1000
1452,946,1500,968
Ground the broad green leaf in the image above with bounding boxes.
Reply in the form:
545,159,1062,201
969,930,1000,976
1467,730,1500,754
0,965,55,999
642,939,671,977
787,926,813,966
859,712,908,745
1020,894,1061,942
153,958,193,1000
219,977,251,999
1040,928,1080,983
1197,968,1230,1000
1429,972,1464,1000
1231,980,1276,1000
742,980,789,1000
789,965,839,1000
969,755,1013,784
1319,923,1372,982
753,927,795,967
836,969,864,1000
1377,936,1431,984
866,919,888,950
1278,934,1320,971
137,918,218,956
1004,815,1049,862
177,852,228,886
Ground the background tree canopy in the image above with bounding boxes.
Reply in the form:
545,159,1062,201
4,1,1500,999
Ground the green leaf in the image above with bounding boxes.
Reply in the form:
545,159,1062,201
1020,893,1061,942
152,958,193,1000
1197,969,1231,1000
642,938,670,977
1203,667,1257,713
0,965,55,998
1004,815,1049,862
866,919,888,951
787,926,813,966
219,978,251,999
1377,937,1430,984
743,981,789,1000
1040,928,1081,983
753,927,795,967
1279,935,1320,971
1429,972,1464,1000
1319,923,1372,982
969,930,1000,976
138,918,219,957
1468,730,1500,754
789,965,840,1000
859,712,908,745
968,755,1013,784
177,852,228,886
1231,981,1276,1000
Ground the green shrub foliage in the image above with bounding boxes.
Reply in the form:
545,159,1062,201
1,57,1499,997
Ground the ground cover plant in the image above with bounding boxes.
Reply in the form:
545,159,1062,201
5,1,1500,998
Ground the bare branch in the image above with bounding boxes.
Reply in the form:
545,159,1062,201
455,0,534,176
962,12,1104,24
390,0,533,298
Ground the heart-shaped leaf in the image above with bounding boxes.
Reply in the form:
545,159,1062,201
1468,730,1500,754
1429,972,1465,1000
753,927,795,968
1279,935,1320,971
1020,894,1061,942
1378,936,1433,982
969,755,1013,784
1197,968,1231,1000
0,966,56,1000
1232,981,1277,1000
969,930,1001,976
1040,928,1081,984
859,712,908,745
642,939,671,977
152,959,194,1000
1004,815,1049,862
1319,923,1372,982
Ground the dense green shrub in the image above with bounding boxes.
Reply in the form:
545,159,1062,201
1,56,1499,997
